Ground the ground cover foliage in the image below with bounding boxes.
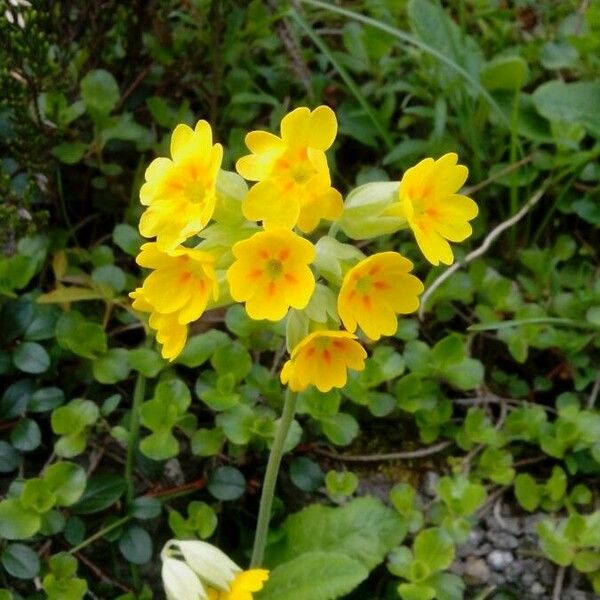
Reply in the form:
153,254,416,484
1,0,600,598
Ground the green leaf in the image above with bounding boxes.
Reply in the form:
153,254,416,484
92,349,130,384
1,544,40,579
10,418,41,451
38,287,106,304
0,441,19,473
414,528,455,572
55,312,107,359
43,462,87,507
131,496,162,520
532,80,600,136
29,387,65,412
480,55,528,90
128,348,165,377
325,471,359,503
191,428,225,457
177,330,230,368
20,478,56,513
290,458,324,493
259,552,368,600
267,496,406,570
113,224,143,256
0,499,41,540
397,582,436,600
211,341,252,382
140,430,179,461
51,142,88,164
208,466,246,501
13,342,50,374
80,69,120,116
72,474,126,514
321,413,359,446
514,474,541,512
118,525,153,565
91,265,126,294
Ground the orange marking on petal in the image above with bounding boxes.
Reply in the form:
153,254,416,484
374,281,388,290
259,249,269,260
362,295,371,309
278,248,290,261
306,347,316,358
267,281,276,296
284,273,296,284
249,269,263,279
323,349,332,364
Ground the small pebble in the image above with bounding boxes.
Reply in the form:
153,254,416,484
530,582,545,596
464,557,490,584
487,550,514,571
421,471,439,497
486,531,519,550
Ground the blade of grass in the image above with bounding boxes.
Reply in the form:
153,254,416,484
289,10,394,150
300,0,510,128
469,318,599,332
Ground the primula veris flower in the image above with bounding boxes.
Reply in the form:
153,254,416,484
338,252,424,340
389,153,478,266
207,570,270,600
136,242,218,323
226,228,316,321
236,106,343,232
130,243,218,360
139,120,223,251
161,540,268,600
130,288,188,360
281,330,367,392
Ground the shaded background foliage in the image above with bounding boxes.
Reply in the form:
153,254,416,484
1,0,599,599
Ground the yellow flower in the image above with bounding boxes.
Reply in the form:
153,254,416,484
390,153,478,266
236,106,343,232
130,288,188,361
226,228,315,321
338,252,424,341
281,330,367,392
139,120,223,251
207,570,270,600
130,243,218,360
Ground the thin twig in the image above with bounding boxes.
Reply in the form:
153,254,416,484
476,485,509,517
419,184,548,319
114,64,152,113
587,371,600,409
552,566,566,600
462,154,536,195
75,552,132,593
312,440,452,462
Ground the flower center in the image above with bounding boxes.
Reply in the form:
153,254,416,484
355,275,372,294
265,258,283,279
290,162,313,184
185,178,207,203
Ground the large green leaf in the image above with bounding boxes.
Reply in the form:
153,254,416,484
532,80,600,137
266,496,406,570
257,552,368,600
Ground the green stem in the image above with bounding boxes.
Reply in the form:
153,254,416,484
69,516,132,555
251,389,297,567
125,372,146,505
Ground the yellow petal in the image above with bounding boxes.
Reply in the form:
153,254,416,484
243,180,300,229
280,107,311,144
412,221,454,266
245,130,285,154
170,124,194,161
306,105,337,150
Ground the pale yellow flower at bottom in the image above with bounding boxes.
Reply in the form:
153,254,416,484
281,330,367,392
387,153,478,266
207,569,270,600
338,252,424,341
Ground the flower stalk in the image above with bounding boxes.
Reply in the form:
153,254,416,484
251,388,298,567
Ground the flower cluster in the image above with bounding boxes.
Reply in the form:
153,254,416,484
131,106,477,391
161,540,268,600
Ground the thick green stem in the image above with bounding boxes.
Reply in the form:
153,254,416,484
251,389,297,567
125,372,146,505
